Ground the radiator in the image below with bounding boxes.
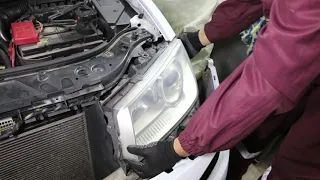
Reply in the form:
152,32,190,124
0,113,95,180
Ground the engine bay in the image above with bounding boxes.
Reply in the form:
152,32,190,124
0,0,167,140
0,0,136,67
0,0,178,179
0,1,184,179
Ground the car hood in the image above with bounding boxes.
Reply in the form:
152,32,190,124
136,0,224,79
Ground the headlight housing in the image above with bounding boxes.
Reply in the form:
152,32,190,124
113,39,198,160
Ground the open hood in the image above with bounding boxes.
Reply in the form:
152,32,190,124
125,0,175,41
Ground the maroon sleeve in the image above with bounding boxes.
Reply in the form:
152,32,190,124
179,0,320,156
204,0,263,43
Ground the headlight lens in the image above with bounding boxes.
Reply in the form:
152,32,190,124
113,39,198,160
160,61,183,104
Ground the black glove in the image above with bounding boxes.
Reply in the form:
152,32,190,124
126,140,183,179
179,31,205,58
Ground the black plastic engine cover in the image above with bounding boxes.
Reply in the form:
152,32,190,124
0,30,150,114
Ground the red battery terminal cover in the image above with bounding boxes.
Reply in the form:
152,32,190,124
11,21,40,45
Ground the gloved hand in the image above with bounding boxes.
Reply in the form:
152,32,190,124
179,31,205,58
126,140,183,179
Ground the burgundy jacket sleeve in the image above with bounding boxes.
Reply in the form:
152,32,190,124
204,0,263,43
179,0,320,156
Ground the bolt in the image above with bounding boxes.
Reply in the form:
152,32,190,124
120,44,129,52
138,13,144,19
21,90,30,98
38,71,48,82
131,31,139,40
104,51,114,58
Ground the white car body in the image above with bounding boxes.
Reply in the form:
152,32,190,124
105,0,230,180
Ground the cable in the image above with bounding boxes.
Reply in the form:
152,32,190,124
9,42,15,67
0,48,12,68
42,28,71,36
41,23,75,36
102,33,153,89
43,23,75,27
36,20,44,35
50,19,76,24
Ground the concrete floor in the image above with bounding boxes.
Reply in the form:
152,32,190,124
240,139,280,180
241,163,269,180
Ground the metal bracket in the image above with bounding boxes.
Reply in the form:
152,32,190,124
202,58,220,99
207,58,220,90
103,81,135,174
130,15,161,41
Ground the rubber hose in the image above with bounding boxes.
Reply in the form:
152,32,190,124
1,0,29,22
0,0,29,42
0,0,16,4
0,15,10,42
0,38,8,52
0,48,12,68
0,0,29,65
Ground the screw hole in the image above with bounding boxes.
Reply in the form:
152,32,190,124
137,23,141,27
109,64,112,66
75,78,79,80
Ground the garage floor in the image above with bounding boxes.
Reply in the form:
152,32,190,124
241,138,281,180
242,163,269,180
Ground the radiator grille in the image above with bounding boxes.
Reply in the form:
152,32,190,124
0,113,95,180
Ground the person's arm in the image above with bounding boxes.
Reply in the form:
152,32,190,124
180,0,263,58
127,1,320,178
202,0,263,44
179,0,320,156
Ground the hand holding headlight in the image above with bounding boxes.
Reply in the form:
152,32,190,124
126,139,184,179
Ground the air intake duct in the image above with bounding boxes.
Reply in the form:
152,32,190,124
0,0,29,42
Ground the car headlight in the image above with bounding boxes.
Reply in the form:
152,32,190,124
113,39,198,160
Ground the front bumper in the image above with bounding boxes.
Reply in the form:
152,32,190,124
153,150,230,180
104,150,229,180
